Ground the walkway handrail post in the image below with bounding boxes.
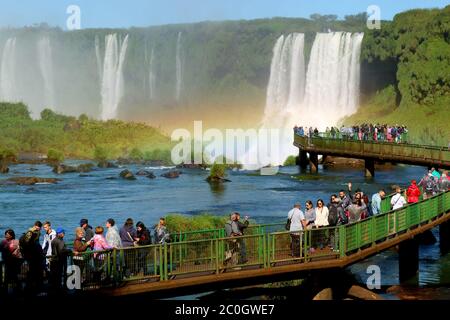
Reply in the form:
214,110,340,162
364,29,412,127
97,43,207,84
112,248,117,283
215,238,219,274
339,225,346,258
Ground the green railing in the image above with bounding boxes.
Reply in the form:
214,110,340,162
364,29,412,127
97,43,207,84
294,134,450,165
1,191,449,292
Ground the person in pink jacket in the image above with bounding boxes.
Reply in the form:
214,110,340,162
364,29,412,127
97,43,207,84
92,226,111,251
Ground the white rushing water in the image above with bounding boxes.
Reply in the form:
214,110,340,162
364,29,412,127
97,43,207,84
100,33,129,120
37,36,56,110
246,31,363,168
175,32,184,102
148,47,156,100
0,38,17,102
95,36,103,82
303,32,364,128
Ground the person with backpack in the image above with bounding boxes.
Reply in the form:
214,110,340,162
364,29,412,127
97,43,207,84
327,195,348,250
287,203,307,257
224,212,249,264
419,173,438,199
1,229,23,294
391,187,407,210
20,221,45,295
406,180,421,203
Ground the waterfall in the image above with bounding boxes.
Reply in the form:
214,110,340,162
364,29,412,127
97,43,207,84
100,33,129,120
0,38,17,102
249,31,363,168
303,32,364,129
37,36,56,109
95,36,103,82
149,47,155,100
175,32,184,102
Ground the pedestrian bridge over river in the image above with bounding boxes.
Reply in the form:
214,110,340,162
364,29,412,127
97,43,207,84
3,191,446,298
294,133,450,177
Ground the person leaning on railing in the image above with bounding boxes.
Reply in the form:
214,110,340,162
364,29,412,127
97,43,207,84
224,212,249,264
72,227,93,275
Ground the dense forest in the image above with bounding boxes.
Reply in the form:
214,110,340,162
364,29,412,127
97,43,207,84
0,102,173,162
347,5,450,145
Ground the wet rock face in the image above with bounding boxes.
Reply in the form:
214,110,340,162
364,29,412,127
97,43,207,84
98,160,117,168
53,163,94,174
161,170,181,179
0,163,9,174
119,169,136,180
1,177,61,185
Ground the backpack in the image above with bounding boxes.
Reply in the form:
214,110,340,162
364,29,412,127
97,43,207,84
328,205,338,226
19,232,31,257
285,218,291,231
425,179,434,193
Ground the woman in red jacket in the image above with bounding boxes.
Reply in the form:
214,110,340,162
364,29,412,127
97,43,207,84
406,180,421,203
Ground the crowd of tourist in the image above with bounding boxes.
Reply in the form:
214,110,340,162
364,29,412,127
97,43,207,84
286,168,450,256
294,124,409,143
0,217,170,295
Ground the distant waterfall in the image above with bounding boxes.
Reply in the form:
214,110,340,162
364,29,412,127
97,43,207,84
100,33,129,120
263,33,305,128
175,32,184,102
0,38,17,102
149,47,156,100
37,37,56,109
303,32,364,129
95,36,103,82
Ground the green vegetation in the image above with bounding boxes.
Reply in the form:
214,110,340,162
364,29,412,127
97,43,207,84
165,214,228,235
47,149,64,162
0,102,174,162
353,5,450,146
283,155,297,166
209,162,227,179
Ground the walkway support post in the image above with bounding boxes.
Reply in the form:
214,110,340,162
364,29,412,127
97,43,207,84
398,237,419,283
439,220,450,254
365,158,375,178
309,152,319,174
299,150,308,170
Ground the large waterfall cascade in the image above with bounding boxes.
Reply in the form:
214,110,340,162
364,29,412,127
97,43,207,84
175,32,184,102
252,31,364,168
0,38,17,102
37,36,56,110
100,33,129,120
146,46,156,100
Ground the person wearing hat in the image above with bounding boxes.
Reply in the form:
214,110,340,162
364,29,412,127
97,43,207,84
49,227,71,293
406,180,421,203
80,218,94,242
224,212,249,264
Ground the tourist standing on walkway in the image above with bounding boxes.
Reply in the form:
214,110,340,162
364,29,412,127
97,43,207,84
73,227,92,274
105,218,122,248
314,199,329,227
92,226,111,251
80,219,94,242
120,218,137,248
339,182,352,210
304,200,316,229
42,221,56,269
391,187,407,210
439,172,450,192
20,221,45,295
154,218,171,244
371,189,386,215
49,228,70,294
406,180,421,203
225,212,249,264
287,203,307,257
0,229,23,294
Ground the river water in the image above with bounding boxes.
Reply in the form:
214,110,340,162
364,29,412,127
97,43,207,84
0,161,449,299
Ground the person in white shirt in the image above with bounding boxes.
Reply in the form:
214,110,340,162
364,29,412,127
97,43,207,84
287,203,307,257
314,199,329,227
391,187,407,210
42,221,56,270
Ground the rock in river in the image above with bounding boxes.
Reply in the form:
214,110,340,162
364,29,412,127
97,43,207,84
0,163,9,174
161,170,181,179
119,169,136,180
53,163,94,174
1,177,60,185
136,169,152,176
98,160,117,168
